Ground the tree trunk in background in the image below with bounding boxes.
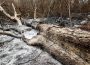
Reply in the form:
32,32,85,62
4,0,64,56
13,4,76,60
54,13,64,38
0,0,90,18
68,0,71,23
33,0,37,19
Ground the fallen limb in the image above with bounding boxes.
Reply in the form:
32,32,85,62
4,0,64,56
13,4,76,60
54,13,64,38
0,31,22,38
0,27,21,34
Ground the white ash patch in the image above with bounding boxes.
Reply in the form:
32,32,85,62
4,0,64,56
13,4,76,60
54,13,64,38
0,36,62,65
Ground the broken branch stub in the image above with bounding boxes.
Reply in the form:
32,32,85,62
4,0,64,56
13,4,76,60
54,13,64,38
0,3,22,25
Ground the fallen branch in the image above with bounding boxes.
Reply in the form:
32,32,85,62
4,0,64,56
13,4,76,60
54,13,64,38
0,31,22,38
0,3,22,25
0,27,22,34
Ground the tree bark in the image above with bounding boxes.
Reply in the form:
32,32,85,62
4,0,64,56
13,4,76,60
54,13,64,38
37,24,90,47
24,24,90,65
25,35,89,65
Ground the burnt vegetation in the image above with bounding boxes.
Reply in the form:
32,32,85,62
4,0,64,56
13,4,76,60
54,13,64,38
0,0,90,65
0,0,90,29
0,0,90,18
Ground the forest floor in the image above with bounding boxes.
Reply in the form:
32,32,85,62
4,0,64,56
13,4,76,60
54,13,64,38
0,17,90,65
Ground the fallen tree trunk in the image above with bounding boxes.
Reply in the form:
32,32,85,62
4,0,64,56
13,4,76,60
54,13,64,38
24,24,90,65
25,35,89,65
37,24,90,47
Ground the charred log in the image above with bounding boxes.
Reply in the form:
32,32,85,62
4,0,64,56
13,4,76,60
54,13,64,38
24,24,90,65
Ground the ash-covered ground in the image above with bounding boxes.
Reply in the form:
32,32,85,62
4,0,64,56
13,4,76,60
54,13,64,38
0,16,89,65
0,18,63,65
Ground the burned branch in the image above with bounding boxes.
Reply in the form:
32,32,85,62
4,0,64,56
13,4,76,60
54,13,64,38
0,30,22,38
0,3,22,25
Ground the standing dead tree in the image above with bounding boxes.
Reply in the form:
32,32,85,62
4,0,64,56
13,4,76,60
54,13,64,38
33,0,37,19
68,0,71,22
0,3,22,25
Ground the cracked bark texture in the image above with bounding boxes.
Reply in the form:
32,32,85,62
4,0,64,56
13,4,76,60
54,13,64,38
25,24,90,65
